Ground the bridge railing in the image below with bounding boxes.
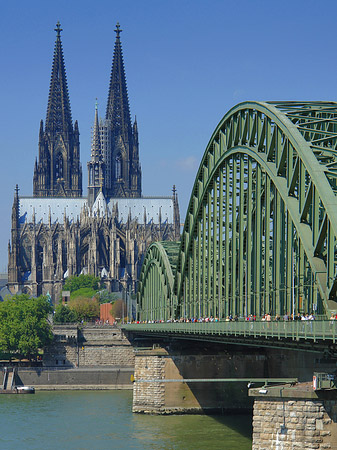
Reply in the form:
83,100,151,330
123,320,337,343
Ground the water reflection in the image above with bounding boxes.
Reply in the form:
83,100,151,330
132,413,252,450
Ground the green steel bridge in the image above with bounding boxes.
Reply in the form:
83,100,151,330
126,101,337,347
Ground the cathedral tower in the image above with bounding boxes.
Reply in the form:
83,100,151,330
99,23,142,198
33,22,82,198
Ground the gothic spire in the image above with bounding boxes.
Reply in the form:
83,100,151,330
45,22,73,133
106,22,132,138
91,100,102,162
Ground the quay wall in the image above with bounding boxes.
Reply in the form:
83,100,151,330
15,367,133,390
43,325,135,368
3,325,136,390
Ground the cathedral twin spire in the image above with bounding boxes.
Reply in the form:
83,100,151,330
33,21,141,201
33,22,82,198
88,22,142,201
45,22,73,134
106,23,132,138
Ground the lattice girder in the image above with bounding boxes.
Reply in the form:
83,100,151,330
138,102,337,322
175,102,337,319
137,242,179,321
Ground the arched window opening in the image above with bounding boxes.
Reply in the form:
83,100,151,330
55,154,64,180
115,155,122,179
94,165,99,185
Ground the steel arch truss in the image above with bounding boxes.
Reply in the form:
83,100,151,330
137,241,180,321
139,102,337,321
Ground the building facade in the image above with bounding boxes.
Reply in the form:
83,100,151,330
8,23,180,301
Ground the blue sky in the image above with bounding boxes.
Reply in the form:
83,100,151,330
1,0,337,271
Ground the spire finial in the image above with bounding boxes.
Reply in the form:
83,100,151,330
114,22,122,38
95,98,98,111
55,21,62,37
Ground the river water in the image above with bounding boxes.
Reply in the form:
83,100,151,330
1,390,252,450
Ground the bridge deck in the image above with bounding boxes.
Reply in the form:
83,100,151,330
123,320,337,350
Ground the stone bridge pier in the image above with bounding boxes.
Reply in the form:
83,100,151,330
249,383,337,450
132,344,258,414
131,340,334,415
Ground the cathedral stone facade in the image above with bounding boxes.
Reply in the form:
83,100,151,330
8,23,180,301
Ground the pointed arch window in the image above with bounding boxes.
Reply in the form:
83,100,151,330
115,154,122,179
89,167,93,185
55,153,64,180
94,165,100,185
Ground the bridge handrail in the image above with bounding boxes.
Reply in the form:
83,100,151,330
123,320,337,343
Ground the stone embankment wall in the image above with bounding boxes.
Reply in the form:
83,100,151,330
16,367,133,390
43,325,135,368
251,391,337,450
12,325,136,389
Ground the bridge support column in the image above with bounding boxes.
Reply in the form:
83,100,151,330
249,383,337,449
132,349,166,413
132,345,264,414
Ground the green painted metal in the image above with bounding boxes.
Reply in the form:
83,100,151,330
137,241,180,321
124,320,337,344
138,102,337,323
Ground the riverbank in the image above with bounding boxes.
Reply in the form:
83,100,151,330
11,366,134,390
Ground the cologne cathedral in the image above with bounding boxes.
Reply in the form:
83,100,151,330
8,22,180,301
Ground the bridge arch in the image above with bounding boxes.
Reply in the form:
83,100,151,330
137,241,180,321
139,102,337,321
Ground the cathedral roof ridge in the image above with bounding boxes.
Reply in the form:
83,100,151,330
141,195,175,200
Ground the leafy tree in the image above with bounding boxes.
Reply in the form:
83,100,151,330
53,304,77,324
0,294,53,359
96,289,118,304
67,296,100,322
63,274,100,293
70,287,97,300
110,299,127,320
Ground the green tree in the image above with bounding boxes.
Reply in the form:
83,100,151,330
96,289,118,304
0,294,53,359
110,299,127,320
70,287,97,300
53,304,77,324
68,296,100,322
63,274,100,293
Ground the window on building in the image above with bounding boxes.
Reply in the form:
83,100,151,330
55,153,63,180
115,155,122,179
